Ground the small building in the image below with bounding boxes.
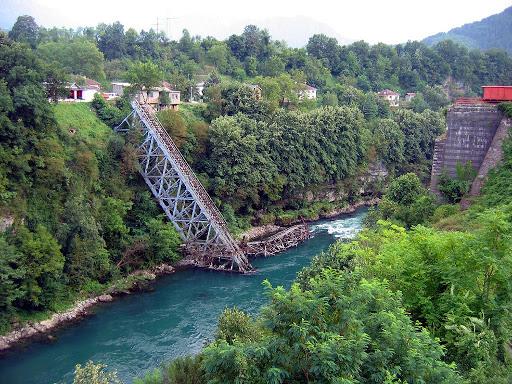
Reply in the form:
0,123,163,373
298,84,317,100
112,81,181,110
136,81,181,111
378,89,400,107
404,92,416,102
195,81,205,97
66,78,101,102
112,82,131,96
246,84,262,100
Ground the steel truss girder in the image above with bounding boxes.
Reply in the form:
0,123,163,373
117,100,251,272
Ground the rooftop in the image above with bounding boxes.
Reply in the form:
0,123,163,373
378,89,399,96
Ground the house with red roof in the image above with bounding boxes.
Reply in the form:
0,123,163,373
377,89,400,107
67,78,101,102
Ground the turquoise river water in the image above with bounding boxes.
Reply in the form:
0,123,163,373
0,208,366,384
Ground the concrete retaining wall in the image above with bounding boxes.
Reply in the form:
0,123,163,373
430,104,504,195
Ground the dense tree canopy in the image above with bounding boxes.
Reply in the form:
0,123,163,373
0,34,181,332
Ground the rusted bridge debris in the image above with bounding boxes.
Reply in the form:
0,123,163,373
243,224,310,257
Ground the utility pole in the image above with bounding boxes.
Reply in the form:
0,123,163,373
152,17,179,39
152,18,159,34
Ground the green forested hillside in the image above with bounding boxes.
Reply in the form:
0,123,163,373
4,12,512,383
423,6,512,54
0,36,181,332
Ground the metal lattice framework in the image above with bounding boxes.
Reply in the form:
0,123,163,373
116,100,252,272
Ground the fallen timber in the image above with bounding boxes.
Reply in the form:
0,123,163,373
179,223,311,272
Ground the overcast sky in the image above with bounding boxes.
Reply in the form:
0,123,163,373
2,0,511,45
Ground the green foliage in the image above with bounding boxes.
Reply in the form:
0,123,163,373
8,15,39,48
126,61,162,98
203,82,267,121
145,218,182,265
14,225,65,311
91,93,125,127
438,161,476,203
73,361,122,384
158,109,187,148
369,173,437,228
386,173,426,205
133,369,163,384
0,236,23,332
37,39,105,80
204,105,367,212
370,118,405,169
392,109,445,170
0,33,182,330
200,271,461,383
480,136,512,207
164,356,204,384
431,204,460,223
498,102,512,118
354,217,512,380
216,308,262,344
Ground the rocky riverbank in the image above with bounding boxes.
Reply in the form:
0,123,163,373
0,264,176,352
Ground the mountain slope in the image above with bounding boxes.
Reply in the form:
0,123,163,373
423,6,512,53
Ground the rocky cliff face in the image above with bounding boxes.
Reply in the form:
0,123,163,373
430,104,505,196
297,161,388,203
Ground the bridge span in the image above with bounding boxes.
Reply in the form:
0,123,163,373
116,100,309,273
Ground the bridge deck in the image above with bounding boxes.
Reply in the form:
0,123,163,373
118,101,311,273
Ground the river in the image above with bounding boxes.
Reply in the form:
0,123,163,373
0,208,367,384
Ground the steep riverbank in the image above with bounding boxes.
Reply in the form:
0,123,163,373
0,264,175,351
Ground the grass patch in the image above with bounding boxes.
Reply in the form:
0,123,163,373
53,102,113,148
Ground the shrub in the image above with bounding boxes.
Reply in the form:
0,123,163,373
438,161,476,203
73,361,121,384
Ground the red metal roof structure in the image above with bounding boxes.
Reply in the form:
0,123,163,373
482,86,512,102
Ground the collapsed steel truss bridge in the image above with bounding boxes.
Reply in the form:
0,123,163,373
116,100,252,272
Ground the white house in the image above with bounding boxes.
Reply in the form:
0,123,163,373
195,81,205,97
377,89,400,107
298,84,317,100
66,78,101,102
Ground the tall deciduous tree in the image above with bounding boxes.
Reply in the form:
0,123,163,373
125,61,162,101
9,15,39,48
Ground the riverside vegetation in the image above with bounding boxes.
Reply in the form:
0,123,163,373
2,14,512,384
125,151,512,383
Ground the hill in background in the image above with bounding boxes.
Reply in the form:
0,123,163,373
423,6,512,53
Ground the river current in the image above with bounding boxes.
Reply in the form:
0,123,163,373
0,208,366,384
